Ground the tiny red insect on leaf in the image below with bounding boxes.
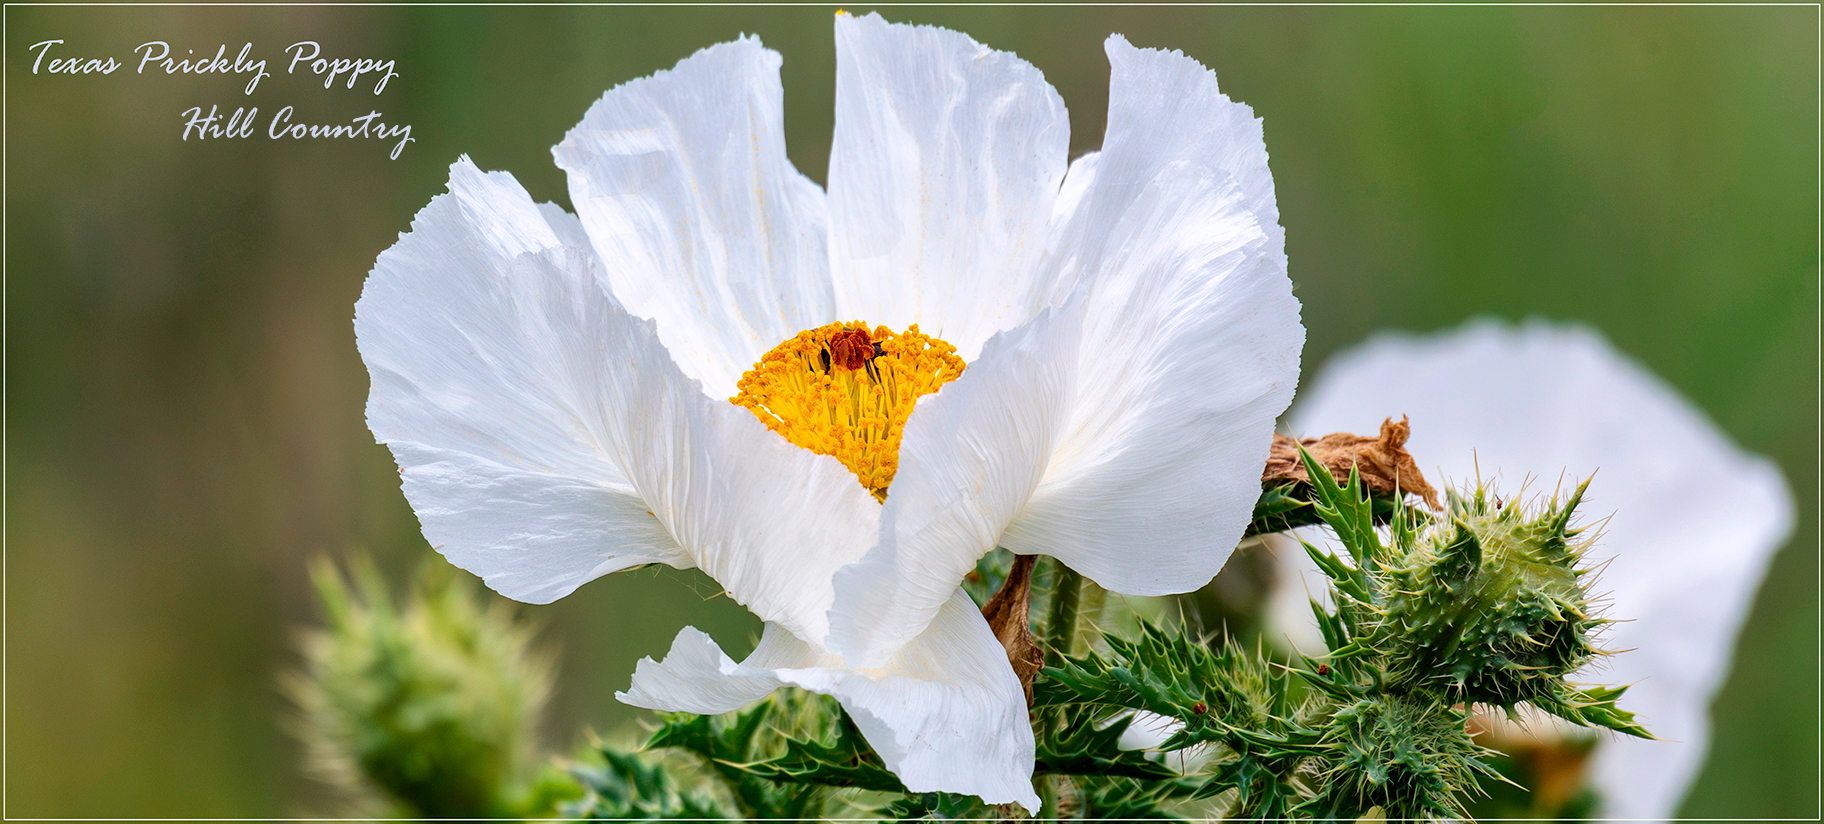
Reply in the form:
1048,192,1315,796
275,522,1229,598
1190,701,1207,715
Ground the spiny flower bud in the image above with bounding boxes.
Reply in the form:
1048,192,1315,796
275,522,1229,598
1287,440,1645,740
1379,480,1602,710
287,557,554,818
1304,693,1497,822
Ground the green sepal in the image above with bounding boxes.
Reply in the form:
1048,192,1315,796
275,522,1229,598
1246,481,1405,539
1534,684,1654,739
1246,483,1324,537
1304,539,1371,604
1296,443,1390,571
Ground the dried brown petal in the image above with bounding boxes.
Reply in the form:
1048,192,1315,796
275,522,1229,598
980,553,1043,705
1263,415,1441,509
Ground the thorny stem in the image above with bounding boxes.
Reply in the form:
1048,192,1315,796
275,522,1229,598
1044,560,1082,660
1036,774,1060,822
1073,581,1106,652
1036,559,1084,822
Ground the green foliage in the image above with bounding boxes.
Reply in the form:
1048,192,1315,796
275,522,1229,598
884,791,994,820
1038,624,1295,756
1035,706,1183,782
288,557,555,819
642,687,915,819
1023,447,1648,820
645,695,835,819
1035,623,1324,818
1247,481,1403,539
1032,618,1510,821
727,711,907,794
564,747,730,819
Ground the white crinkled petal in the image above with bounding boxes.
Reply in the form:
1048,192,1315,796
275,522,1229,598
357,158,688,603
1050,151,1101,229
621,590,1040,811
828,299,1082,666
617,627,790,715
571,248,879,646
554,36,833,400
1004,37,1304,598
827,12,1070,360
1279,318,1794,819
358,159,879,638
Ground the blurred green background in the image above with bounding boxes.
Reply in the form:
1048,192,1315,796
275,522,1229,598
6,5,1816,817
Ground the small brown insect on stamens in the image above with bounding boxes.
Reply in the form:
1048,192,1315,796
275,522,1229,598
1316,663,1331,676
1190,701,1208,715
828,327,876,371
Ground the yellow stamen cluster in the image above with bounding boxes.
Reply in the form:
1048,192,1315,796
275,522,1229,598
731,321,965,501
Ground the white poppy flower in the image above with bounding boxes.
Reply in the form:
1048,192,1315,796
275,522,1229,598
356,12,1302,809
1265,318,1793,818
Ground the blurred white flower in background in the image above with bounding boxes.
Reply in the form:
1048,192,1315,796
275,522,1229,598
1266,318,1793,818
1113,709,1219,775
356,12,1303,808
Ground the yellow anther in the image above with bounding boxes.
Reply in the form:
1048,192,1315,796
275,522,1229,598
731,321,965,501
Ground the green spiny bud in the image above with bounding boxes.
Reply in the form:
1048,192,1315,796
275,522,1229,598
1301,693,1500,822
1379,480,1602,710
287,557,555,818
